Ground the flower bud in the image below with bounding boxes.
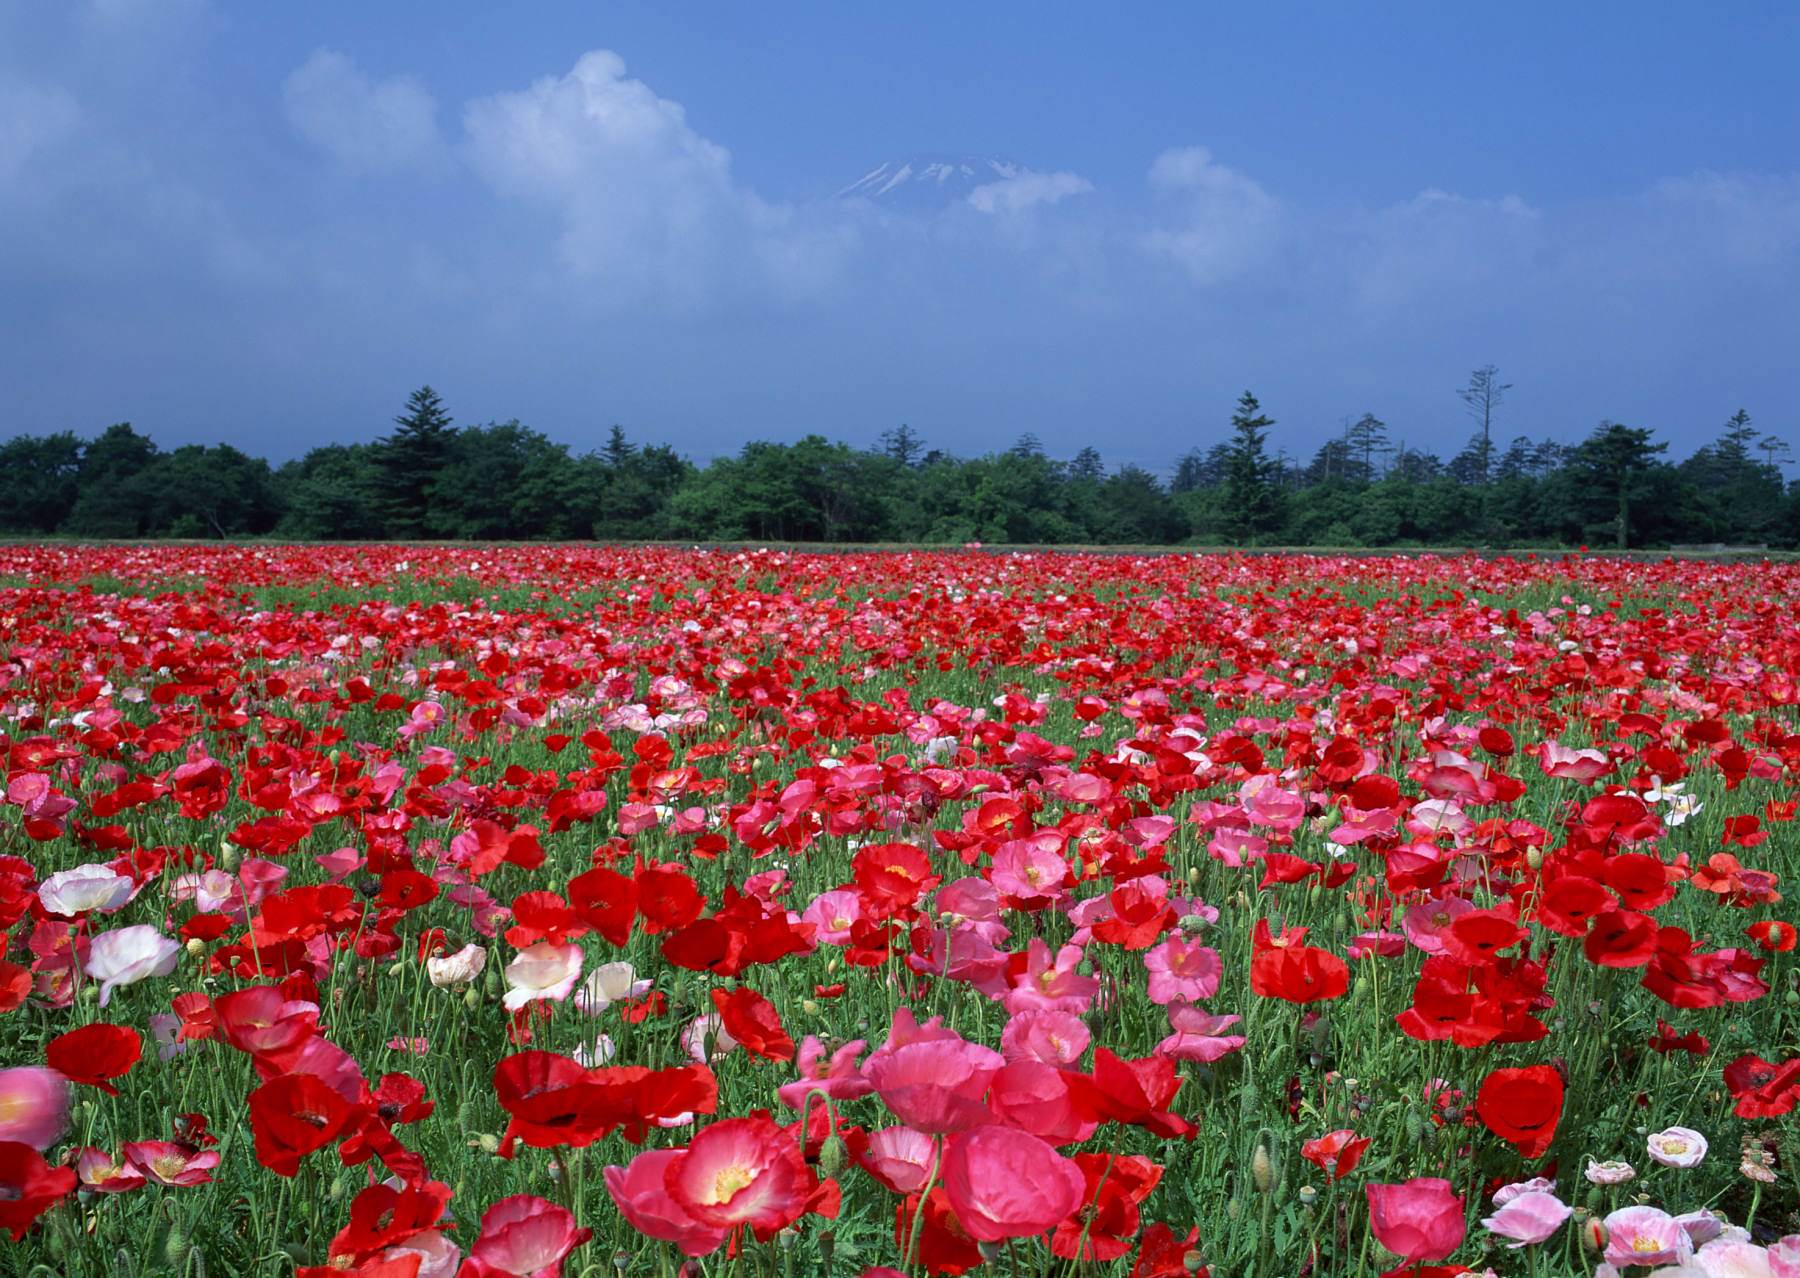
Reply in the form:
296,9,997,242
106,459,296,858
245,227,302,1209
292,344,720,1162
1252,1144,1273,1193
1583,1217,1607,1251
818,1135,848,1178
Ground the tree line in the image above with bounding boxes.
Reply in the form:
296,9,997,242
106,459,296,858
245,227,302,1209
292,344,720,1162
1,374,1795,549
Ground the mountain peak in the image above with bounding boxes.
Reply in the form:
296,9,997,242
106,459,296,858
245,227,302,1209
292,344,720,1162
836,154,1029,207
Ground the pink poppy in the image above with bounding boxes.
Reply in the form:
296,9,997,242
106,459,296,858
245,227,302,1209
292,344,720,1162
777,1036,872,1109
1365,1177,1466,1264
865,1030,1003,1133
941,1125,1084,1242
1601,1206,1692,1269
604,1147,730,1257
1155,1005,1246,1063
464,1195,591,1277
74,1148,146,1193
122,1141,220,1186
1401,895,1474,956
801,891,865,945
1481,1190,1570,1247
1003,941,1098,1016
0,1068,69,1150
999,1010,1090,1067
1142,934,1222,1005
860,1126,936,1193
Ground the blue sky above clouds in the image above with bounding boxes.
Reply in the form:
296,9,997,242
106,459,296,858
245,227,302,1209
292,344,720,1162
2,0,1798,469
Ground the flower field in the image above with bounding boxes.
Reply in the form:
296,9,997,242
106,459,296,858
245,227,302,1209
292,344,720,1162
2,543,1798,1277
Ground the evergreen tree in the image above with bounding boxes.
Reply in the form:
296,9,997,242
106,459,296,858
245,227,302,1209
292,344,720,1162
1456,364,1512,485
1008,432,1045,459
1223,391,1284,542
1068,446,1105,482
600,424,636,470
1569,420,1668,550
879,423,926,467
375,386,456,537
1344,413,1391,480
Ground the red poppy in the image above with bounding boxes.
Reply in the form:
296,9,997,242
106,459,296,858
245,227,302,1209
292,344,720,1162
568,864,638,947
1250,921,1349,1004
247,1073,356,1177
664,1115,819,1240
1301,1129,1371,1181
1723,1054,1800,1119
0,1141,78,1240
493,1052,717,1155
46,1023,141,1096
1583,910,1658,967
711,987,796,1062
1049,1152,1163,1261
1474,1064,1563,1158
1746,920,1797,953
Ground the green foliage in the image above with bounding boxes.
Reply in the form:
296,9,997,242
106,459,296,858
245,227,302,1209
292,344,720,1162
7,387,1799,547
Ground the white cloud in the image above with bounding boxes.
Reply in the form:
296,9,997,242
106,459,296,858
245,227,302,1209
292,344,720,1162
967,170,1092,215
0,80,80,180
1349,188,1542,311
462,50,847,304
1141,146,1283,284
283,50,446,174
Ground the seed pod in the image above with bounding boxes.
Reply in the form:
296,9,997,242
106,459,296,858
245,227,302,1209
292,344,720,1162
164,1222,192,1271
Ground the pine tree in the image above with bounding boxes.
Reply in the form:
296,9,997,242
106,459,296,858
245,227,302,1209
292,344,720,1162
1571,420,1667,550
600,424,636,470
1456,364,1512,485
879,423,925,467
1344,413,1391,481
375,386,455,537
1223,391,1284,542
1069,446,1105,481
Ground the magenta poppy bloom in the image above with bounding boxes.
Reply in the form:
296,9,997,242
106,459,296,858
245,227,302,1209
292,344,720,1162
1365,1177,1466,1263
1142,934,1222,1005
604,1148,729,1257
941,1125,1084,1242
865,1033,1003,1133
465,1195,591,1277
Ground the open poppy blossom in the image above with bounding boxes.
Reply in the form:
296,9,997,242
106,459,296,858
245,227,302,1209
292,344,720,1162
45,1023,141,1095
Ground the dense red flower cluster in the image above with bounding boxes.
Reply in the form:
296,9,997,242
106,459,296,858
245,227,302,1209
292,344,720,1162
0,544,1795,1274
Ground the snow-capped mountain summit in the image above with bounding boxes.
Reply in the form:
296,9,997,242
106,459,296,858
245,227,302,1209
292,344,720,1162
835,155,1028,210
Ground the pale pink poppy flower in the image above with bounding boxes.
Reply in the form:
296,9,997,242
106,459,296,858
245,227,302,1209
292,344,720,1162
465,1194,590,1277
777,1036,871,1109
427,943,488,988
1676,1210,1729,1247
1646,1126,1708,1169
681,1014,739,1064
1402,896,1475,956
501,942,582,1013
37,864,134,916
1003,940,1097,1016
571,1035,616,1067
1143,934,1222,1005
1768,1235,1800,1278
0,1067,70,1149
75,1146,147,1192
1481,1190,1571,1247
1155,1006,1246,1063
801,890,865,946
1691,1239,1773,1277
1537,740,1611,783
573,961,649,1014
1603,1206,1693,1269
604,1148,729,1257
122,1141,220,1186
1585,1158,1637,1185
999,1010,1089,1067
941,1125,1084,1242
385,1230,461,1278
313,847,364,880
85,925,181,1006
861,1125,937,1193
1491,1177,1555,1205
149,1013,190,1061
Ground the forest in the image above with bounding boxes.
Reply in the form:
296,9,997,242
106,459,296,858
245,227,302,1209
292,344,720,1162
2,376,1794,549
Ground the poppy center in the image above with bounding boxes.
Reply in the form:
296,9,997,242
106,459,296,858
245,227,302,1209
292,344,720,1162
709,1164,755,1203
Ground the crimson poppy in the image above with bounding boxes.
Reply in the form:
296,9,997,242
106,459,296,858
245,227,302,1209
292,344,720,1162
45,1023,141,1096
1474,1064,1563,1158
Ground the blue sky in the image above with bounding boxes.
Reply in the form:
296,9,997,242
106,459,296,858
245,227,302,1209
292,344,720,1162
3,1,1797,471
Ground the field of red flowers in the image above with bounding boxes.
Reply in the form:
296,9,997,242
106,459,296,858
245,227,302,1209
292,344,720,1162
1,544,1797,1277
